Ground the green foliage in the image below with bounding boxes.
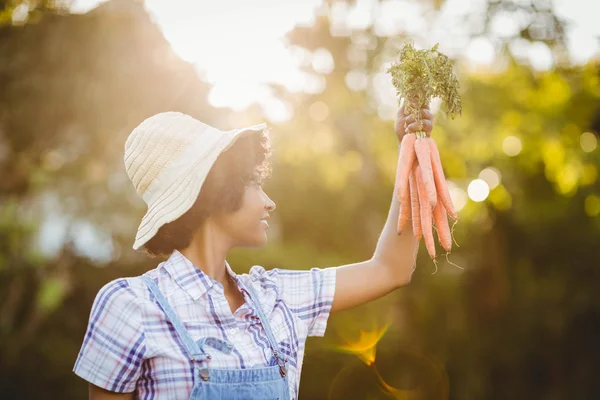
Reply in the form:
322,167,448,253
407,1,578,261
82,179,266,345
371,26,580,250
387,42,462,122
0,0,69,26
37,277,67,312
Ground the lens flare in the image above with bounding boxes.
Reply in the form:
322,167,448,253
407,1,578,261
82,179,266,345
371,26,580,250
328,350,450,400
335,324,390,366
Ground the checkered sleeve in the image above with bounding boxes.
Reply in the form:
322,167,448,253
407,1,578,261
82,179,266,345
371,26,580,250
272,267,337,337
73,278,146,393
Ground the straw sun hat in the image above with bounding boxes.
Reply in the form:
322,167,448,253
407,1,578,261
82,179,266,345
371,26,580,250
124,111,267,250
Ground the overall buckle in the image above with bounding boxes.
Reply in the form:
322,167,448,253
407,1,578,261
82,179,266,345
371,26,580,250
199,367,210,381
279,364,287,378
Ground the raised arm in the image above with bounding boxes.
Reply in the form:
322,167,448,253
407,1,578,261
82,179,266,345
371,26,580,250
330,103,433,313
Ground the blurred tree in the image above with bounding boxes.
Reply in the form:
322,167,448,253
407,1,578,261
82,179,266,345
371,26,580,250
0,0,71,25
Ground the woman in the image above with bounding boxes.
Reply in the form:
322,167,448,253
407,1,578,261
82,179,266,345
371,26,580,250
73,104,434,399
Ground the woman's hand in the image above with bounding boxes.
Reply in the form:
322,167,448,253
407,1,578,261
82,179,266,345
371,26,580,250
394,100,434,142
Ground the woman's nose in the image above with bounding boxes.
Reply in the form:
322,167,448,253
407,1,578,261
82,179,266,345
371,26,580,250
265,195,276,212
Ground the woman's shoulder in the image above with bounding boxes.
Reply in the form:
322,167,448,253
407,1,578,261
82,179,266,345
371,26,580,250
86,277,152,332
93,266,162,307
93,277,142,309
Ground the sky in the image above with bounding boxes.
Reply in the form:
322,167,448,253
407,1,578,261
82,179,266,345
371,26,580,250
70,0,600,116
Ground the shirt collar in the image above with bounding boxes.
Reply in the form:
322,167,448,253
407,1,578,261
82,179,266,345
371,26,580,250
164,250,239,301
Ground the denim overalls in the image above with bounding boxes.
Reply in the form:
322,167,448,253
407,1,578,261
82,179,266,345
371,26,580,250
141,276,290,400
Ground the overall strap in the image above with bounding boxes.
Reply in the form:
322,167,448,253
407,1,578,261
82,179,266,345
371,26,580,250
141,276,206,361
243,281,288,377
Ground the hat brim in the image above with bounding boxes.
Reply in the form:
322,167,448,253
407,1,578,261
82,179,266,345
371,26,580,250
132,123,268,251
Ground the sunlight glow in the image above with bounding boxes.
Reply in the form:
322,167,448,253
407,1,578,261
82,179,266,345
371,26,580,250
69,0,599,111
144,0,324,110
262,97,294,123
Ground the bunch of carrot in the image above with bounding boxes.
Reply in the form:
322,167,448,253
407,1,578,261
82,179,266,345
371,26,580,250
395,128,457,260
388,42,462,262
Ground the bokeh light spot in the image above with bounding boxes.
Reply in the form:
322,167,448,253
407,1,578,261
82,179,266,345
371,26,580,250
345,70,368,91
584,194,600,217
502,135,523,156
468,179,490,202
308,101,329,122
580,131,598,153
556,163,579,196
312,48,335,75
479,167,502,189
467,36,495,65
448,181,468,212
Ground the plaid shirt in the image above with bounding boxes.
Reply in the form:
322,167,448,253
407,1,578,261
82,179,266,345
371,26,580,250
73,250,336,399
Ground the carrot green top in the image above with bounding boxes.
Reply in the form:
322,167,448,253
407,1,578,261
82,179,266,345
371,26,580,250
387,42,462,123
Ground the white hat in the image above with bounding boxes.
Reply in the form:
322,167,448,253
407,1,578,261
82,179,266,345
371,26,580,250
124,111,267,250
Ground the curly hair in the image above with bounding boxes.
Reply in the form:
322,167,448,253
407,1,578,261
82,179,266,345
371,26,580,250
141,128,272,258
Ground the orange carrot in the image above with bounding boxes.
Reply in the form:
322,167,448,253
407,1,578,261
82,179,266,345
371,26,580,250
409,168,421,239
413,136,437,208
427,137,457,219
395,133,417,202
397,176,412,234
433,194,452,252
415,165,436,259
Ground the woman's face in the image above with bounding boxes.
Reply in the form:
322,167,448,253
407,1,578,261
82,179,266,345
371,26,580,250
213,182,276,248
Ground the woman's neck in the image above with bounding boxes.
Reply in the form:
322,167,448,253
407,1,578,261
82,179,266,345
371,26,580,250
179,221,232,288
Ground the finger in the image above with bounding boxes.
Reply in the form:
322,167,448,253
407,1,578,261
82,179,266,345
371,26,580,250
421,119,433,135
406,120,433,134
404,117,426,128
396,111,408,126
404,109,434,125
394,116,408,138
422,108,433,120
396,103,406,118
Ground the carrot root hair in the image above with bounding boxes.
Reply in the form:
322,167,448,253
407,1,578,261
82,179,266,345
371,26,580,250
450,217,460,248
445,252,464,270
430,257,439,275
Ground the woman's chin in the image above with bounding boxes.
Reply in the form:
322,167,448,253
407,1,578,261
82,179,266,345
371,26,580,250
256,234,269,246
